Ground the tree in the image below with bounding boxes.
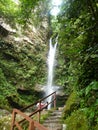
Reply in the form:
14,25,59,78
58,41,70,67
51,0,98,129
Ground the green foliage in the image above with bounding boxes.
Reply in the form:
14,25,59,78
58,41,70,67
62,91,79,120
0,0,17,15
94,123,98,130
50,0,98,129
0,0,46,26
0,38,46,110
0,67,27,109
40,109,53,123
0,0,49,107
85,81,98,95
0,67,17,109
65,109,89,130
18,0,42,24
0,0,98,129
0,0,19,24
78,81,98,128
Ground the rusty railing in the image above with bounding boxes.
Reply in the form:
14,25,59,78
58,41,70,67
11,91,56,130
11,109,48,130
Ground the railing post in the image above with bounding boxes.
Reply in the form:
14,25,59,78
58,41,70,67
11,110,16,130
38,101,41,123
54,92,56,109
11,91,56,130
29,120,35,130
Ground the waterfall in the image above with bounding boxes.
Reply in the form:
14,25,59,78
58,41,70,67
45,38,57,109
47,38,57,91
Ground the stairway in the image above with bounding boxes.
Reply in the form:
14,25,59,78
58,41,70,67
43,109,63,130
11,92,65,130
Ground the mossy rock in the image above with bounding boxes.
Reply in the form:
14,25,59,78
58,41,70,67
63,91,79,119
65,109,89,130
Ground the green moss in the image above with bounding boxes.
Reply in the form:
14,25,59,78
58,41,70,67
63,91,79,119
65,91,77,110
94,123,98,130
0,39,46,110
65,109,89,130
41,109,54,123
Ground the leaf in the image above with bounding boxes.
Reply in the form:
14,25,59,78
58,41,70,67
91,54,98,58
85,81,98,95
85,85,92,95
90,111,95,119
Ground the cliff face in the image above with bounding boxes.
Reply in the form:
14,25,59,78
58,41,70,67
0,17,49,110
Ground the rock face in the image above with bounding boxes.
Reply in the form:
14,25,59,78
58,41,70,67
0,18,16,36
0,17,49,109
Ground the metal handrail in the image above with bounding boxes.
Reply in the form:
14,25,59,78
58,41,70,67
11,91,56,130
11,109,48,130
21,91,56,111
11,109,34,130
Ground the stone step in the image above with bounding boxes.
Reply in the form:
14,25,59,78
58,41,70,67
50,110,62,114
44,119,62,123
50,112,62,116
43,123,62,127
50,112,62,117
46,116,61,120
43,126,62,130
43,125,62,130
42,109,63,130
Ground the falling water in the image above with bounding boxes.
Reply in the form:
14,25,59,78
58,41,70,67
45,38,57,109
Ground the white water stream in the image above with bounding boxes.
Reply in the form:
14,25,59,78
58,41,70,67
45,38,57,109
